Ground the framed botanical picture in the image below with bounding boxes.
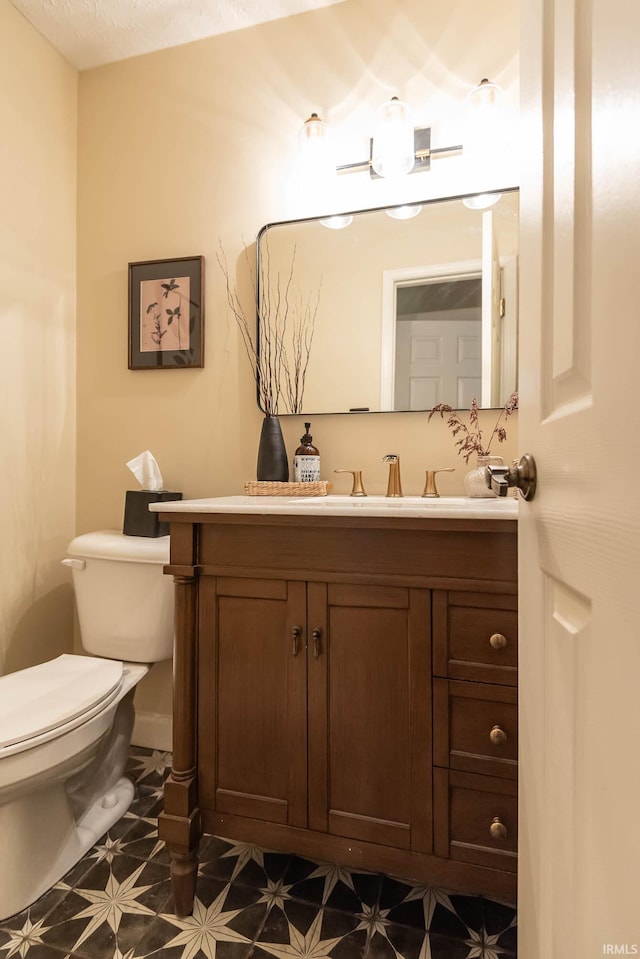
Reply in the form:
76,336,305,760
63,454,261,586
128,255,204,369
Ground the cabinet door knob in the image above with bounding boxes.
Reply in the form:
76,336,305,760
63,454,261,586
489,817,508,841
312,627,322,658
489,632,508,650
291,625,303,656
489,724,508,746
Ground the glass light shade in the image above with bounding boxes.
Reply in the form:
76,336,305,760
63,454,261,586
385,204,423,220
465,78,507,157
467,78,504,115
299,112,334,185
371,97,415,178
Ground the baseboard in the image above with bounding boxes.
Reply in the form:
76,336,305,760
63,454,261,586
132,710,173,752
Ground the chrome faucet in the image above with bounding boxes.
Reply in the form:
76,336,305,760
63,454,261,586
383,454,403,497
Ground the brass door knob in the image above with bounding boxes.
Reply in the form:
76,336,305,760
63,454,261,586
489,817,508,841
489,724,508,746
489,632,508,650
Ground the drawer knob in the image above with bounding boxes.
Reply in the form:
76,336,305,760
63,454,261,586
489,724,508,746
489,816,508,841
489,632,508,650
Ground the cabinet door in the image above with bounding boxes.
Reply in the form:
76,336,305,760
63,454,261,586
198,576,307,827
307,582,431,852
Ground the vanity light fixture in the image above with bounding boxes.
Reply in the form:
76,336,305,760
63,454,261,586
301,78,504,183
300,98,462,182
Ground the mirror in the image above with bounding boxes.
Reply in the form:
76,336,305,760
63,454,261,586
257,188,519,414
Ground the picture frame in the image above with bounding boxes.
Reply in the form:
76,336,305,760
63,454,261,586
128,255,204,369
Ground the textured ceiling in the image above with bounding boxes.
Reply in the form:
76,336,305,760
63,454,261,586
10,0,347,70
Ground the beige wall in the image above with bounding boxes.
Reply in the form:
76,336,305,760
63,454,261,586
0,1,77,675
76,0,519,736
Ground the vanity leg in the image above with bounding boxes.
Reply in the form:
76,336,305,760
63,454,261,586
159,776,201,916
160,559,201,915
170,849,199,917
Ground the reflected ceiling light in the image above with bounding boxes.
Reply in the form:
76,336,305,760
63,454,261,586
385,204,423,220
319,214,353,230
462,192,503,210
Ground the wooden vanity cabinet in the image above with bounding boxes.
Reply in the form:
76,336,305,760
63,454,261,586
198,577,431,851
157,511,518,916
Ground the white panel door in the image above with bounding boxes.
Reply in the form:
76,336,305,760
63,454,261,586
519,0,640,956
394,315,481,410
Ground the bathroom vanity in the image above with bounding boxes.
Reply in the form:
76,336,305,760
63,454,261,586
153,496,518,916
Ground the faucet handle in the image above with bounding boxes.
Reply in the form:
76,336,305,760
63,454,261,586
334,469,367,497
422,467,455,498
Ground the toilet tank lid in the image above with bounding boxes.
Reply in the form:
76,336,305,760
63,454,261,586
67,530,170,564
0,654,124,749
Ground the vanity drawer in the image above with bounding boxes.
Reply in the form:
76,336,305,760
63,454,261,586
433,591,518,686
433,679,518,779
434,769,517,873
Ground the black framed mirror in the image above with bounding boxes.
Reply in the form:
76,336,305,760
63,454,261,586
257,188,519,415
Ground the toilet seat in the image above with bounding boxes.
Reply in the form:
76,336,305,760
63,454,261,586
0,654,125,757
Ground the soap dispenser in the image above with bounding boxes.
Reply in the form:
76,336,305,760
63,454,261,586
294,422,321,482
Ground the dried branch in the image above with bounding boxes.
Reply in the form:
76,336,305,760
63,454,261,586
217,241,320,416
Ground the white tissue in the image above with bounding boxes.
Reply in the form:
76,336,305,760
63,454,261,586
126,450,164,491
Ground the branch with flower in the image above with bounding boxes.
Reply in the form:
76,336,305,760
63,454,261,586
428,391,519,463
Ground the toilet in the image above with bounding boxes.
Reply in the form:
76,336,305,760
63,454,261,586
0,531,173,921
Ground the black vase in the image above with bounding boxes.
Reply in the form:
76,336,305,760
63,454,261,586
257,415,289,482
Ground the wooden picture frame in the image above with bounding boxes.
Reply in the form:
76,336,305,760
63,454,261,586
128,255,204,369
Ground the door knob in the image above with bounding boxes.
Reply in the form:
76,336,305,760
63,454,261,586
485,453,537,501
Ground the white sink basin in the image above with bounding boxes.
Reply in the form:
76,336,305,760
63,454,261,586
150,494,518,520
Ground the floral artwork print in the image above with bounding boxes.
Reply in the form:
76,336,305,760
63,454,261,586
139,276,190,353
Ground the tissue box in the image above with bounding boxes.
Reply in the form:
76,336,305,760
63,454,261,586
123,490,182,537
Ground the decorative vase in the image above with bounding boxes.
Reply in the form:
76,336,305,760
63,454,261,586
257,415,289,482
464,454,504,498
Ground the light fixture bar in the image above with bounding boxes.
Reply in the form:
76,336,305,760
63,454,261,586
336,127,462,178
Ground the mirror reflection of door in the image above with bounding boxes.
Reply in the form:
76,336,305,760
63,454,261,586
393,274,482,410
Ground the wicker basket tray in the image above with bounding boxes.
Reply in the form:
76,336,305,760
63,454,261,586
244,480,330,497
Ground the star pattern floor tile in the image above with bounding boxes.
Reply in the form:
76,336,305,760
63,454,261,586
0,747,517,959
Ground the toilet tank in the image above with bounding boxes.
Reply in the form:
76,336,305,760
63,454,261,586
65,531,173,662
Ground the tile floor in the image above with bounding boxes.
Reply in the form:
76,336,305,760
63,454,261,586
0,747,517,959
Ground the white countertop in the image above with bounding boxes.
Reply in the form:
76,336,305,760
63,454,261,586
149,494,518,520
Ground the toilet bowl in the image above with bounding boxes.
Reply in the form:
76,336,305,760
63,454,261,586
0,531,173,922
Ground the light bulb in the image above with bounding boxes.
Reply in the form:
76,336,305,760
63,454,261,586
465,78,507,158
299,112,334,187
371,97,415,178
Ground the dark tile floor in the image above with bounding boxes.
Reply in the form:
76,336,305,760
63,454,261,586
0,747,517,959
